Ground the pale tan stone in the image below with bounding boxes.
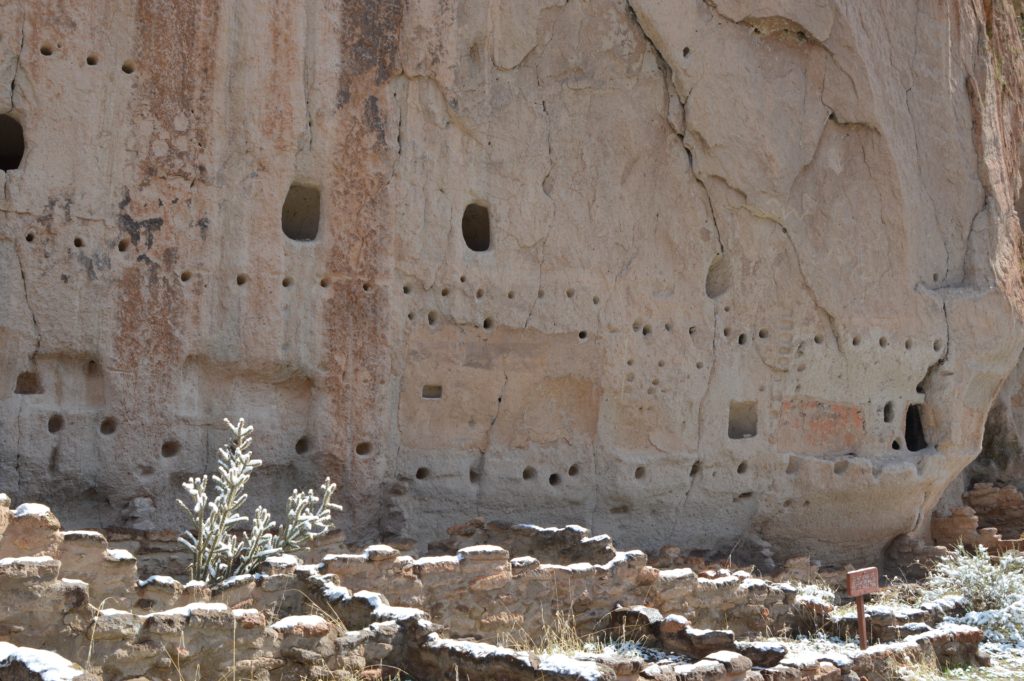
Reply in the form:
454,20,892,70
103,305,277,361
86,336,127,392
0,0,1022,572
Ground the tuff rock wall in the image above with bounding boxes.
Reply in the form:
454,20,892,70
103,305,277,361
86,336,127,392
1,0,1024,565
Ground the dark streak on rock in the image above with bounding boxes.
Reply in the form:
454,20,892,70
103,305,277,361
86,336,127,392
364,95,385,146
119,213,165,250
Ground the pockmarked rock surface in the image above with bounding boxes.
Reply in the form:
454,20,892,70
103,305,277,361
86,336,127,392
1,1,1023,564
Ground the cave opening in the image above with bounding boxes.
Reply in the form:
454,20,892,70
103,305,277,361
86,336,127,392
0,114,25,171
905,403,928,452
461,203,490,252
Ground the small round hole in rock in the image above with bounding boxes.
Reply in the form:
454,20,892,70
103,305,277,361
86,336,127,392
568,464,580,476
402,285,410,294
40,45,53,56
355,442,373,456
522,466,536,480
469,469,480,483
905,339,913,349
642,324,652,336
236,274,248,286
282,277,293,288
25,233,34,242
47,414,64,433
737,461,748,474
415,467,430,480
565,288,575,298
879,337,888,348
483,317,494,330
362,282,371,292
738,333,747,345
295,436,309,454
180,271,192,282
548,473,561,486
690,460,702,477
814,334,823,344
99,417,117,435
758,329,768,339
578,330,587,340
427,311,438,326
320,278,330,288
121,61,136,74
852,335,861,346
634,466,646,479
161,440,181,457
117,238,129,252
86,54,98,66
74,237,84,248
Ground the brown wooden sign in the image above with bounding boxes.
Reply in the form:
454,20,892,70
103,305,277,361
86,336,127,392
846,567,880,598
847,566,880,650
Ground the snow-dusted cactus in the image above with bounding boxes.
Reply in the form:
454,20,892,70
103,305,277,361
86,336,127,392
278,478,343,553
177,418,342,585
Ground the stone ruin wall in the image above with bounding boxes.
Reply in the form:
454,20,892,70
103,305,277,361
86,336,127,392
2,0,1024,566
0,497,991,681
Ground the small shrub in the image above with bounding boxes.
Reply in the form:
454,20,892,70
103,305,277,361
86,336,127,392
921,544,1024,644
921,545,1024,612
178,418,342,585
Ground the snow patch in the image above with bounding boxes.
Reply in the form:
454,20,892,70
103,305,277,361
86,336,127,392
138,575,180,588
0,642,85,680
104,549,135,562
271,614,328,631
13,503,52,519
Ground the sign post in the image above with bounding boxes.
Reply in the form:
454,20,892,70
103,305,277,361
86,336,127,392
846,567,880,650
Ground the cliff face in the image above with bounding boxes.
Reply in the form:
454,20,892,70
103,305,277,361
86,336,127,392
1,0,1023,564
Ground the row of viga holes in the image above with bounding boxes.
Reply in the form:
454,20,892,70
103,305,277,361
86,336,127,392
404,458,770,511
12,365,379,462
36,40,137,73
400,281,945,372
404,460,649,487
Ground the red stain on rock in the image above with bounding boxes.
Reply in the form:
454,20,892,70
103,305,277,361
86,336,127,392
775,400,865,455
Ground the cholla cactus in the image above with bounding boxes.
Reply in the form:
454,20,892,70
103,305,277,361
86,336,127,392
177,418,342,585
